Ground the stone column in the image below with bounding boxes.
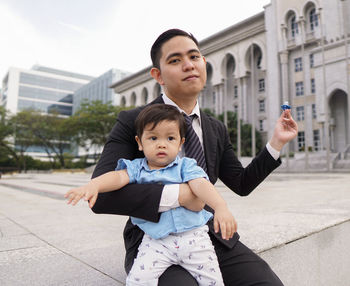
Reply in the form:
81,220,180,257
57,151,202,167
319,7,331,170
250,45,256,157
240,76,246,122
237,77,243,158
300,16,309,170
341,0,350,145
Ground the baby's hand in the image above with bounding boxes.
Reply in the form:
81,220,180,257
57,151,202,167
213,207,237,240
64,183,98,208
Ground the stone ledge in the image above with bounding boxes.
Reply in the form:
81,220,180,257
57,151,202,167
0,172,349,285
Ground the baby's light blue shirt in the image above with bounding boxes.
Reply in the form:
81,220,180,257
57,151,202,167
116,156,213,239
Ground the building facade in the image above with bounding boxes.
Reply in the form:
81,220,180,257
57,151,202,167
0,65,94,158
110,0,350,165
73,68,130,114
1,65,94,116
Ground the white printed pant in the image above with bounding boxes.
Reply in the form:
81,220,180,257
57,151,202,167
126,225,224,286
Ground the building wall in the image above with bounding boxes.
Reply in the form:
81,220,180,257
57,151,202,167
111,0,350,155
1,66,92,116
73,68,130,114
1,65,94,158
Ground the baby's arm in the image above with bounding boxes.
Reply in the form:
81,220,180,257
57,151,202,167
65,170,129,208
187,178,237,240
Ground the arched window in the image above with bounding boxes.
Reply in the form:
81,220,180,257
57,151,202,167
141,88,148,105
120,96,126,107
309,8,318,31
131,92,136,106
290,16,299,38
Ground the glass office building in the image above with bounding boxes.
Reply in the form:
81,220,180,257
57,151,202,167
0,65,94,158
1,65,94,116
73,68,130,114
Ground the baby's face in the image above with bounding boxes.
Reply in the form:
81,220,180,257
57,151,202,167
135,120,184,170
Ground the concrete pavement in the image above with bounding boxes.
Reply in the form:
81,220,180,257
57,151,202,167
0,171,350,285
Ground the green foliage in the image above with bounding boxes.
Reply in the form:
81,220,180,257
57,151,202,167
69,100,131,164
202,109,263,156
0,102,132,171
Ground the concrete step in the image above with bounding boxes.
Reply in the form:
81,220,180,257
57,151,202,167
333,159,350,169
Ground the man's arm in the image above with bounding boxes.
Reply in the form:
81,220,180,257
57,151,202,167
217,109,297,195
91,109,204,221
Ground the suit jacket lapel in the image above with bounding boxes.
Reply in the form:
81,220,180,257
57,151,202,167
200,110,217,181
150,95,164,105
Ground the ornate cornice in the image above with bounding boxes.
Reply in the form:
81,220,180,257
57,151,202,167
111,12,265,93
110,66,152,93
200,12,265,55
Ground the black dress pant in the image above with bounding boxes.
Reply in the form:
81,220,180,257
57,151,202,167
158,239,283,286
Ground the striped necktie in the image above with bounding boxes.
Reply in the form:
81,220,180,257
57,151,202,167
183,113,208,173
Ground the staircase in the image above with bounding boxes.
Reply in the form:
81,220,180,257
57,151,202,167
332,144,350,170
277,149,350,172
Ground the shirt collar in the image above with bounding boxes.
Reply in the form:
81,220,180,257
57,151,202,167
141,155,180,171
162,94,201,119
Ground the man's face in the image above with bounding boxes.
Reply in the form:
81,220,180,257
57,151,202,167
152,36,207,100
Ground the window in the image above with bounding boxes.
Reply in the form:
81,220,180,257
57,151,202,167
294,57,303,72
309,54,314,68
259,99,265,112
259,120,264,131
257,55,262,69
19,72,84,91
290,16,299,38
18,99,72,116
309,8,319,31
312,103,317,119
298,131,305,151
296,106,305,121
258,79,265,92
234,85,238,98
18,86,72,103
311,79,316,94
120,96,126,107
313,129,320,151
234,104,238,113
295,82,304,96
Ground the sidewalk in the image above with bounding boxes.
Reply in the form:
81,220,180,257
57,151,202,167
0,172,350,285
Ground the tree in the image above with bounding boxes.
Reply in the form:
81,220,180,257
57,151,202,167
10,109,42,170
11,109,74,168
69,100,129,164
0,107,20,170
203,109,263,156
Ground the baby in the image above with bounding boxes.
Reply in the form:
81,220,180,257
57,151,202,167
65,104,236,285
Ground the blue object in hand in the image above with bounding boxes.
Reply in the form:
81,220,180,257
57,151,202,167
281,101,291,110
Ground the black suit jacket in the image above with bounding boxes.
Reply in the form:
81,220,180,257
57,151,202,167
91,96,281,272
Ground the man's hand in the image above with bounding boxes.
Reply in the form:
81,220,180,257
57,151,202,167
213,205,237,240
178,183,205,212
269,109,298,151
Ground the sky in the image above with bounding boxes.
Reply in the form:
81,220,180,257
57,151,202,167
0,0,270,81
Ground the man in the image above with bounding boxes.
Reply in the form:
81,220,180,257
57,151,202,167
92,29,298,285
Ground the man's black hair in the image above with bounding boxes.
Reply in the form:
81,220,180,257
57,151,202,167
135,104,186,139
150,29,199,69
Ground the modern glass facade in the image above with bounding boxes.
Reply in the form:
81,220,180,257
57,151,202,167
15,68,93,116
1,65,94,157
73,68,130,113
20,73,84,91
